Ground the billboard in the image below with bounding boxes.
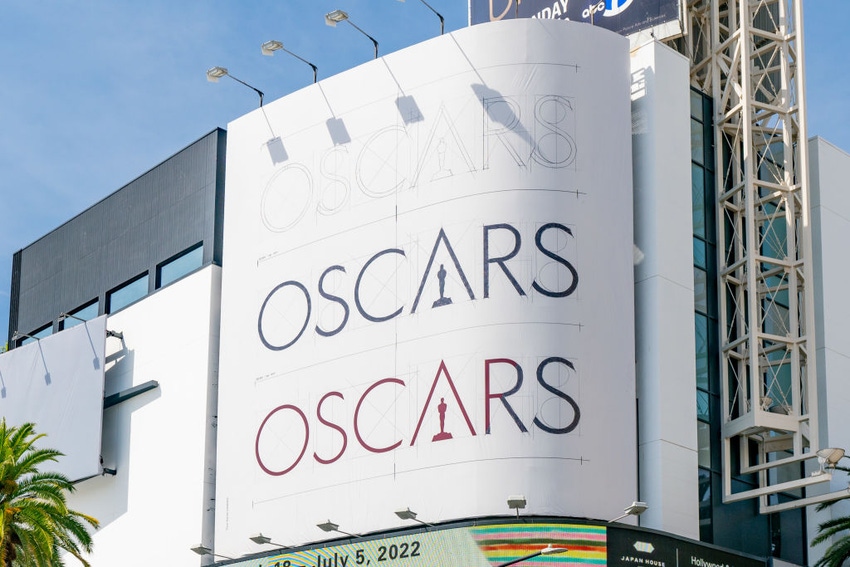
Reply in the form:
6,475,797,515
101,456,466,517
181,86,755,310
221,521,766,567
224,522,605,567
0,316,107,481
217,19,635,553
469,0,682,38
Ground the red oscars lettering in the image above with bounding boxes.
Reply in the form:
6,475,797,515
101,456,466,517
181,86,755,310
254,357,581,477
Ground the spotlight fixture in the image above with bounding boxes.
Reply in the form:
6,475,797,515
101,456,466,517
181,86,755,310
317,520,359,538
261,40,318,83
608,501,649,523
814,447,847,475
324,10,379,59
507,495,527,517
325,9,349,25
394,507,434,526
205,66,228,81
249,533,290,548
206,66,265,107
190,544,233,560
818,448,846,467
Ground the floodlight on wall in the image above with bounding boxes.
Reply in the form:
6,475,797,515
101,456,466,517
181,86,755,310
507,495,527,518
608,501,649,523
58,313,124,339
394,507,434,527
206,66,265,107
190,544,233,560
324,10,379,59
249,533,290,548
261,40,318,83
396,0,445,35
317,520,360,538
815,448,847,475
495,545,569,567
11,331,39,343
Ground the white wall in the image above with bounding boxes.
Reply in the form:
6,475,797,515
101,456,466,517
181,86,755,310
807,137,850,561
65,266,221,567
630,40,700,539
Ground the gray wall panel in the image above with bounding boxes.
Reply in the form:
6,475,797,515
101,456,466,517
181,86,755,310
9,129,226,344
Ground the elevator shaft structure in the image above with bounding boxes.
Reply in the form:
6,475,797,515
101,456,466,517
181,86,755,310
675,0,848,512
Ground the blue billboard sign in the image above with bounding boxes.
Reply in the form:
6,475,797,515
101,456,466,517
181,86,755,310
470,0,681,37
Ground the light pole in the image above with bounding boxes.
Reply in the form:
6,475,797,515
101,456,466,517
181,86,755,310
608,501,649,523
261,40,318,84
397,0,445,35
325,10,379,59
206,67,264,107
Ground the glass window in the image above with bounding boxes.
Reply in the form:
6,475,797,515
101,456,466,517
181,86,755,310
692,164,706,237
691,90,704,119
694,267,708,314
62,300,99,329
107,273,149,313
697,390,710,421
698,420,712,468
695,313,709,390
694,238,707,269
157,243,203,288
691,119,705,165
698,468,713,542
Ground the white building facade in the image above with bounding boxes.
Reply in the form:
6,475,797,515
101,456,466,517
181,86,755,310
3,6,849,567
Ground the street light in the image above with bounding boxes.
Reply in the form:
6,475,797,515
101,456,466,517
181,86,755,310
608,501,649,523
325,10,379,59
261,40,318,84
495,545,569,567
206,66,265,107
396,0,445,35
190,544,233,560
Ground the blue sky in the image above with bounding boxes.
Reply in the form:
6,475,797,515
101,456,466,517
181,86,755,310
1,2,847,343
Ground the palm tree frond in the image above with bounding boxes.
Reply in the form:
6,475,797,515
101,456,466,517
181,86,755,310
0,419,98,567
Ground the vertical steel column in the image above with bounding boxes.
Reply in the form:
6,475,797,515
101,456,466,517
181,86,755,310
674,0,821,508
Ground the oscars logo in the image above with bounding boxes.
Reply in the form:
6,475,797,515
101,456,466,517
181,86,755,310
432,264,453,308
432,397,453,441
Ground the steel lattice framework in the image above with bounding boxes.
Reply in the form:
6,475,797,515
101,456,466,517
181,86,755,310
673,0,849,512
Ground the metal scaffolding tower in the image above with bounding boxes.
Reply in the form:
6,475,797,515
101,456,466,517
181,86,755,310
675,0,848,513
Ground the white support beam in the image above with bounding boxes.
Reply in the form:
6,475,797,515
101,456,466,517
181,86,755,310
760,488,850,514
722,472,831,504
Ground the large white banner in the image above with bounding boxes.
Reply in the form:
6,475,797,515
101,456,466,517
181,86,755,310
218,19,635,553
0,316,106,481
